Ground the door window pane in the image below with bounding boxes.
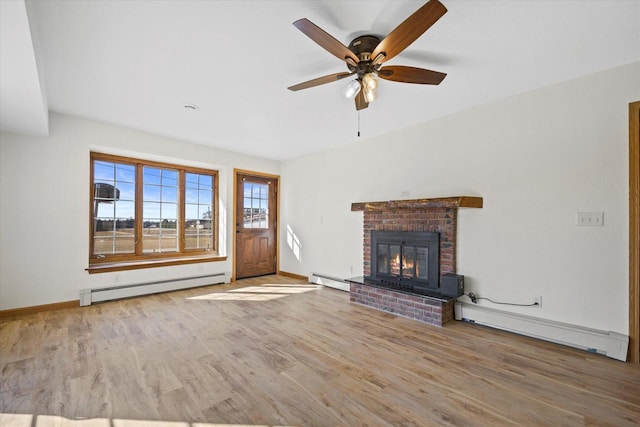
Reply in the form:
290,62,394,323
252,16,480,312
243,182,269,229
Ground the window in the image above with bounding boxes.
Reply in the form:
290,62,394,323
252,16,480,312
90,153,220,270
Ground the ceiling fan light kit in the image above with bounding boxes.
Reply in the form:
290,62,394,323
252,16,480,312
344,79,362,99
362,73,378,103
288,0,448,111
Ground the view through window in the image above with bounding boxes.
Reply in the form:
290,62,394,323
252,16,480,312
90,153,217,264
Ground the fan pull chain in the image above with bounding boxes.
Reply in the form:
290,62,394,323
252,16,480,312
357,111,361,137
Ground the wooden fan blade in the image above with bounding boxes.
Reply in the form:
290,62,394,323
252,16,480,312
288,72,353,91
378,66,446,85
371,0,447,64
293,18,359,64
355,90,369,111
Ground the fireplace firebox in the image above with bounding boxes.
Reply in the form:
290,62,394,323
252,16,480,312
368,231,440,292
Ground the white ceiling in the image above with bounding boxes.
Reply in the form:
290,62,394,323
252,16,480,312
2,0,639,160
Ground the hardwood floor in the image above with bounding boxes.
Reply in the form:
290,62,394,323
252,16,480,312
1,274,639,426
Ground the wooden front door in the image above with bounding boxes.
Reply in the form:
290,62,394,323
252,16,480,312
235,172,277,279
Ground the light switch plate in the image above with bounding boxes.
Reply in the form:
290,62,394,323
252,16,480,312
577,211,604,226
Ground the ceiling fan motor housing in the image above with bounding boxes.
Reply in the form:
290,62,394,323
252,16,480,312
347,35,382,76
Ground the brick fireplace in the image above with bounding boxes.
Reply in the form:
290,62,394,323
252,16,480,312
348,196,483,326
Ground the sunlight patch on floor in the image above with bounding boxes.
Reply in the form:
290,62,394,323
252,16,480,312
187,284,319,302
228,285,318,294
0,413,296,427
188,292,287,301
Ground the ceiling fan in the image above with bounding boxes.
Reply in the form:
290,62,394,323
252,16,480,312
287,0,448,111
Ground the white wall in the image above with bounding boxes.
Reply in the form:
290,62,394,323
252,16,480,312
2,63,638,335
280,61,640,334
0,113,279,310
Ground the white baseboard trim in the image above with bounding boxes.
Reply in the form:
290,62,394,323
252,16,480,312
454,301,628,362
80,272,231,306
309,273,349,292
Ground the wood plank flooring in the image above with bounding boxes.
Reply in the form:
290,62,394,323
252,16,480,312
1,274,639,426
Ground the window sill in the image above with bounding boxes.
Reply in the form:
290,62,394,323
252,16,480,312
86,255,227,274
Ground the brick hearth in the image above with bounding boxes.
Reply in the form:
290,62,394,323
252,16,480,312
350,196,482,326
349,279,455,327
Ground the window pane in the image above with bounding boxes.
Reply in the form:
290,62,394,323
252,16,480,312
93,237,114,255
185,204,198,220
258,199,268,228
114,236,134,254
94,177,114,187
94,219,114,233
115,201,135,218
185,188,198,204
185,231,213,250
95,202,115,218
115,219,135,235
183,172,214,251
94,161,114,180
184,235,197,250
143,221,160,233
162,169,178,186
143,167,162,185
94,182,118,202
117,182,135,201
161,219,177,231
142,236,160,253
185,173,198,189
143,202,161,218
116,164,136,182
162,187,177,203
144,166,179,252
185,233,212,250
92,158,136,256
144,185,161,202
198,189,212,204
199,175,212,188
160,203,177,220
160,237,178,252
199,205,212,219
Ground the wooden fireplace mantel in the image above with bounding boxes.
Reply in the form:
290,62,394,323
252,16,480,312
351,196,483,211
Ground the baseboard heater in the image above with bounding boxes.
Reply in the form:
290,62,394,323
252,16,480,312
80,272,231,306
309,273,349,292
454,301,628,362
